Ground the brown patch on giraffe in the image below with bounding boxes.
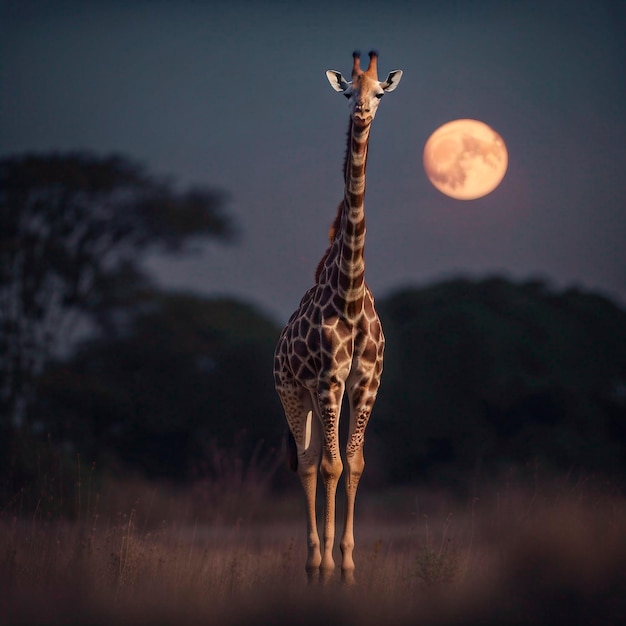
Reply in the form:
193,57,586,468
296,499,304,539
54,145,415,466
345,218,366,237
341,244,364,268
346,297,363,321
296,316,311,340
359,340,377,364
369,321,382,342
338,270,352,293
335,342,351,364
321,301,337,319
351,163,365,180
293,338,309,358
363,293,376,316
305,326,320,354
320,324,340,355
297,362,317,382
374,358,383,378
347,191,364,207
369,377,381,393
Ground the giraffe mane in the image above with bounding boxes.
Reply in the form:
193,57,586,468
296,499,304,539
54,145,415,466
314,201,343,281
314,120,353,282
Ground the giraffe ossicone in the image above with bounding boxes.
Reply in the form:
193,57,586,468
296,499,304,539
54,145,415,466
273,50,402,584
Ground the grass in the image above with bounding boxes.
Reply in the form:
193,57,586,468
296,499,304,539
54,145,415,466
2,472,626,625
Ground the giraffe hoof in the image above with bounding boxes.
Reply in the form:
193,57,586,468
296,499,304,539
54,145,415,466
320,567,337,585
306,568,320,585
341,569,357,586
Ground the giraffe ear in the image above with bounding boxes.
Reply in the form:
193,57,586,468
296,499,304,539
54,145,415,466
326,70,350,93
381,70,403,92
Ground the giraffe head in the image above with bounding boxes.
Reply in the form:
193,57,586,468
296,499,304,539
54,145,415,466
326,51,403,126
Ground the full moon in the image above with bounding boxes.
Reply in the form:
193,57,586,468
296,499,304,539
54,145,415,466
423,119,508,200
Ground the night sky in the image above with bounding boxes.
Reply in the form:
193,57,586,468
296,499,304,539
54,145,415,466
2,0,625,323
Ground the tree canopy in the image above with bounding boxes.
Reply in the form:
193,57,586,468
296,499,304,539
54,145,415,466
0,152,234,428
26,276,626,496
2,154,625,500
374,277,626,492
34,292,283,481
0,152,236,498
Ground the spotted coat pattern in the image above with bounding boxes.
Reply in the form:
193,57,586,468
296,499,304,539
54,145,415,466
273,51,401,582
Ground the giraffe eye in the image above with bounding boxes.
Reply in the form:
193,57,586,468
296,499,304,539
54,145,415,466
375,93,384,100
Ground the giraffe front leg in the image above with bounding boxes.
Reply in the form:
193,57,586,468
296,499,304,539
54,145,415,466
318,388,344,580
341,392,374,584
340,442,364,585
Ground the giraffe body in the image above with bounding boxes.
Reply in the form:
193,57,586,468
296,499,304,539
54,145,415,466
274,51,402,583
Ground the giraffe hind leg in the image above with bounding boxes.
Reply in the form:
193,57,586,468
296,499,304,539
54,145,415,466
276,383,323,577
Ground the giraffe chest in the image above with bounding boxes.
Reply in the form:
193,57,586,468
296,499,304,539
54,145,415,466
276,288,384,389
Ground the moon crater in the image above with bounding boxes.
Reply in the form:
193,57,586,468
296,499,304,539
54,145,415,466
423,119,508,200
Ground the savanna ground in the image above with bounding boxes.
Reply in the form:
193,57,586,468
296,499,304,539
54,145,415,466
2,467,626,625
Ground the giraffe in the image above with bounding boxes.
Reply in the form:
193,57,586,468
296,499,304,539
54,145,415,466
273,50,402,583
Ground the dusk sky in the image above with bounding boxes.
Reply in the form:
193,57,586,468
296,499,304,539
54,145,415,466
2,0,625,323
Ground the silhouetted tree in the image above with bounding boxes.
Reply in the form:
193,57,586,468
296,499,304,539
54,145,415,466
374,277,626,492
0,152,234,481
34,292,283,481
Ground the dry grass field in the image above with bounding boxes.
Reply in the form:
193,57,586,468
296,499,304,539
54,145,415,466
2,473,626,625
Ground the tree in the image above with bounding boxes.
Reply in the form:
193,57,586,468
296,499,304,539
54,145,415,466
374,277,626,492
33,292,284,481
0,152,235,464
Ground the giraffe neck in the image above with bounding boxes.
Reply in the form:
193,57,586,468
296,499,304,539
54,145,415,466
325,119,372,320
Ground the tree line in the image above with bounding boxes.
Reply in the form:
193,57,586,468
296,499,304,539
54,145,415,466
2,152,625,507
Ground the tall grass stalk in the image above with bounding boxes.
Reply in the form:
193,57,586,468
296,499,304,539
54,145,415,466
2,473,626,625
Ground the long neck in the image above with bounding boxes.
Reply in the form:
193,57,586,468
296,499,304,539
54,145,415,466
329,119,372,319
